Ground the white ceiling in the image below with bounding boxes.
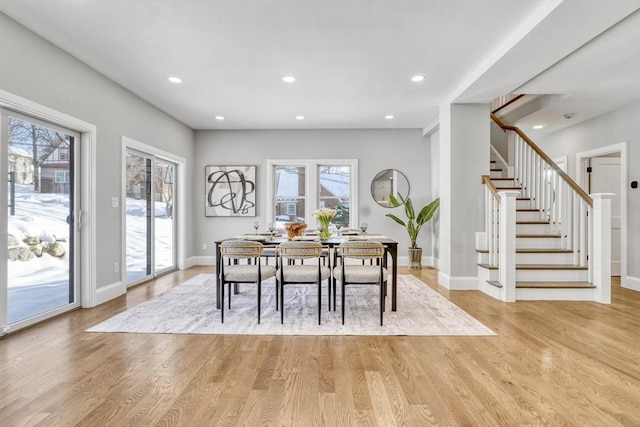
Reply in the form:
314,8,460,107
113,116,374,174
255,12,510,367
0,0,638,133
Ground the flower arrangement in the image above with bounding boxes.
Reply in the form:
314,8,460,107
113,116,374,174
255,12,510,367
313,207,336,240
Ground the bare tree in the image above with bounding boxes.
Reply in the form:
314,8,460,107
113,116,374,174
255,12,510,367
8,117,69,191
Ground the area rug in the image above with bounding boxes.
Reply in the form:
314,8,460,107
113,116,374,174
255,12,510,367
86,274,496,336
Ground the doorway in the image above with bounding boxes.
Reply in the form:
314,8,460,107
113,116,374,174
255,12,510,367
577,143,627,279
1,110,80,330
124,146,178,286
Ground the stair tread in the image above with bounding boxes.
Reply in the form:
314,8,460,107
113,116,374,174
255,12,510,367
516,281,596,289
516,221,550,224
517,234,561,238
477,248,573,254
490,168,502,172
516,264,588,270
495,187,522,190
517,208,539,212
486,281,594,289
490,177,516,181
478,264,588,270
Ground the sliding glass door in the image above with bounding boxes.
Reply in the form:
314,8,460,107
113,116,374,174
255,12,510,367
125,149,176,286
1,110,80,331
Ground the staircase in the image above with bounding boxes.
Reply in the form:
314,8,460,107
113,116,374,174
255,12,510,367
476,112,613,303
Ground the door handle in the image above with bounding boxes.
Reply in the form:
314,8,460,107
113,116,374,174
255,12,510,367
77,209,84,232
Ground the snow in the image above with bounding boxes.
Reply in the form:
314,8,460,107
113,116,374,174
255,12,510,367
7,183,173,323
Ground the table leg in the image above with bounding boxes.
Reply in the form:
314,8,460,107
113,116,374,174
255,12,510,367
216,243,221,309
388,245,398,311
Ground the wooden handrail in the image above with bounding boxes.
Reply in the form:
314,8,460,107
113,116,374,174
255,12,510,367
482,175,501,201
490,113,593,207
491,94,525,114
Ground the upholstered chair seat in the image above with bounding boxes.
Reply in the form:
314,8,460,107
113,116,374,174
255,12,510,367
219,240,276,324
332,265,388,283
276,241,331,324
333,241,387,326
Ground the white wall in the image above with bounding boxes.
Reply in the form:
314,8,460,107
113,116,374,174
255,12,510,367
535,102,640,281
438,103,490,289
0,13,195,289
429,129,440,265
194,129,433,262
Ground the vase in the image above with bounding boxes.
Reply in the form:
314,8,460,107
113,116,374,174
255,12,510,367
407,247,422,269
318,221,332,241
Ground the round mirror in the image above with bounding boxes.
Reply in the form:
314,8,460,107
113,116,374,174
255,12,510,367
371,169,410,208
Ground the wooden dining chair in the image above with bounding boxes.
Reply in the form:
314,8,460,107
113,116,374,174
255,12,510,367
333,241,388,326
276,241,331,324
219,240,276,324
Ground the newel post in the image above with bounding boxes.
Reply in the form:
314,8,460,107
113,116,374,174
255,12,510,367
591,193,614,304
499,190,519,302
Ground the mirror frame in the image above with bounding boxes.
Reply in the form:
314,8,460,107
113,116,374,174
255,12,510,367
371,169,410,208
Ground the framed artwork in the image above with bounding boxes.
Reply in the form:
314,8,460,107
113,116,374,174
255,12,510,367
205,165,256,217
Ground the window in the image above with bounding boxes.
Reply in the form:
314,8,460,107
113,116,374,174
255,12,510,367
55,170,70,183
267,159,358,228
59,147,69,161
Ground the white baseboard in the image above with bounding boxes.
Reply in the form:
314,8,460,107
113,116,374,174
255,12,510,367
397,255,436,267
95,280,125,306
188,255,215,266
622,275,640,292
438,271,478,290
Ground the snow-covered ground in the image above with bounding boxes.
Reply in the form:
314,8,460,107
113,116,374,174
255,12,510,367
7,184,173,324
125,197,174,283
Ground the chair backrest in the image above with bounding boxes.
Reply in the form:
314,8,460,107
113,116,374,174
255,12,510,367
220,240,263,259
338,241,385,260
277,241,323,260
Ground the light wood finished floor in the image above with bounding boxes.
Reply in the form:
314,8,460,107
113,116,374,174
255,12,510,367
1,267,638,426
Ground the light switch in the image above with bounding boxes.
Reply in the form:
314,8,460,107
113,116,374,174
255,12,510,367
111,197,119,208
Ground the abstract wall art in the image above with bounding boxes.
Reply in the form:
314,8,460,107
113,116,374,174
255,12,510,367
205,165,256,216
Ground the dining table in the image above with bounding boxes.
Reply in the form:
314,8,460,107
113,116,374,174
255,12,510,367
214,234,400,311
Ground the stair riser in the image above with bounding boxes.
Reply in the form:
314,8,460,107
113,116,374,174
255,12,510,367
516,269,588,282
516,237,563,249
479,280,503,299
517,199,534,209
477,265,588,282
516,288,596,301
516,211,543,222
477,265,498,282
516,223,555,234
478,252,574,265
490,171,503,179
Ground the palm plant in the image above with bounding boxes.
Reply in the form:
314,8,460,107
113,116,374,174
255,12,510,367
386,194,439,248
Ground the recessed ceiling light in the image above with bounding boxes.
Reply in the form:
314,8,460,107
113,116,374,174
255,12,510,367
283,76,296,83
215,116,224,121
411,74,425,82
168,76,182,83
385,114,394,120
295,115,305,120
533,124,546,129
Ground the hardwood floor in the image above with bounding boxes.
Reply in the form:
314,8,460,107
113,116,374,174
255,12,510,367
1,267,638,426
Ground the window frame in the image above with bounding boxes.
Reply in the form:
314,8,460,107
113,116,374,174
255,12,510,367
266,158,358,228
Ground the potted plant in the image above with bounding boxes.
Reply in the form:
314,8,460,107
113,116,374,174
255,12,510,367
386,194,439,269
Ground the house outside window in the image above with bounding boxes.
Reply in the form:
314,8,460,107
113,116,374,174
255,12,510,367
267,159,358,228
